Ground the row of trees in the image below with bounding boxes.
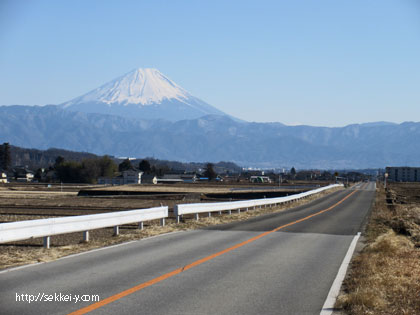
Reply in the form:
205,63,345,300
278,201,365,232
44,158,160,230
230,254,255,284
0,143,11,171
118,158,170,176
54,156,118,183
1,141,219,183
118,159,217,179
53,157,181,183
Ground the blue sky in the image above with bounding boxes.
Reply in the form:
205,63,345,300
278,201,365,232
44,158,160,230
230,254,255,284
0,0,419,126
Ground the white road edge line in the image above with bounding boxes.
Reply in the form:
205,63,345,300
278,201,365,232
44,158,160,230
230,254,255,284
0,230,186,274
320,231,361,315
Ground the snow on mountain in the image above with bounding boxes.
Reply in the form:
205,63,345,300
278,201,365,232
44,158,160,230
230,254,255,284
61,68,231,121
62,68,189,106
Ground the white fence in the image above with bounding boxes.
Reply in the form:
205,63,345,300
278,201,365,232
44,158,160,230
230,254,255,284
174,184,342,223
0,206,168,248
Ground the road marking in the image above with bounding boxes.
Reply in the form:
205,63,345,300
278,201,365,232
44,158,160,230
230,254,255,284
320,232,361,315
68,189,358,315
0,261,44,275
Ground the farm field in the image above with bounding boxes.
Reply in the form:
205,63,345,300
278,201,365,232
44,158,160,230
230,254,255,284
0,181,327,219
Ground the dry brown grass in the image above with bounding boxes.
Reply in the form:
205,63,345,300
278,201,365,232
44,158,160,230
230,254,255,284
337,183,420,315
0,187,342,270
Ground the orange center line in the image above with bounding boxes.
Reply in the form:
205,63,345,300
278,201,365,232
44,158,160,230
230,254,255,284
68,189,358,315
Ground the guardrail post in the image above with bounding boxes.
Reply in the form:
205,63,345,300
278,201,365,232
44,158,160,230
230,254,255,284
138,222,144,230
83,231,89,242
114,226,119,236
228,210,232,215
246,207,249,212
160,218,165,226
176,216,180,224
43,236,50,249
218,211,222,215
208,212,211,217
237,209,241,213
195,213,199,221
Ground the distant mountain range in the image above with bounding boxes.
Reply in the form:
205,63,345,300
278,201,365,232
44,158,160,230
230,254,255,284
1,104,419,169
1,68,419,169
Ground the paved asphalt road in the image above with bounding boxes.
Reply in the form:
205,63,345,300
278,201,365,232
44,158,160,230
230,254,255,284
0,182,375,315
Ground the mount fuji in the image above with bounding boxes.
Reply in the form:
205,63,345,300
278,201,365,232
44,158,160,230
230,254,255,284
61,68,231,121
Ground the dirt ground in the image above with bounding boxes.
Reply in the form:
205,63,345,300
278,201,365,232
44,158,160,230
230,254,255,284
0,183,341,270
81,181,327,194
0,181,325,218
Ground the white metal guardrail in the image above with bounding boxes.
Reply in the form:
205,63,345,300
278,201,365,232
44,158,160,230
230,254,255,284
0,206,168,248
174,184,343,223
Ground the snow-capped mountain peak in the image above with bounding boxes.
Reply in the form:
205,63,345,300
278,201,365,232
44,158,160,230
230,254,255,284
63,68,190,107
60,68,231,121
